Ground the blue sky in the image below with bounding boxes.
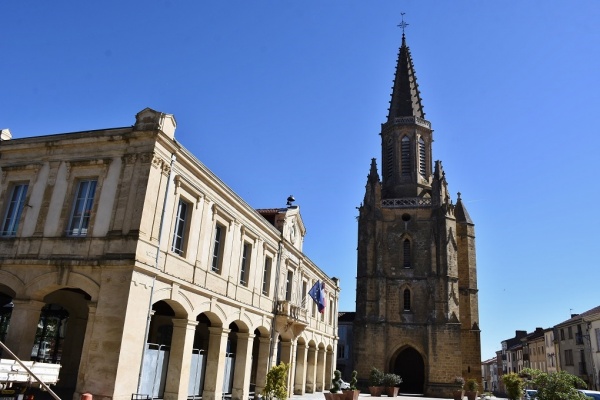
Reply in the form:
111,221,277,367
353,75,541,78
2,1,599,361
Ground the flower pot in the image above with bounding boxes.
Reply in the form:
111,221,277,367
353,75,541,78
368,386,384,397
453,389,465,400
465,391,478,400
343,389,360,400
385,387,399,397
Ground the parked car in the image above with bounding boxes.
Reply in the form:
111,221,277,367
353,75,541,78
523,389,538,400
579,390,600,400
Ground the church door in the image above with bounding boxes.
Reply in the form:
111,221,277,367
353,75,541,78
393,347,424,394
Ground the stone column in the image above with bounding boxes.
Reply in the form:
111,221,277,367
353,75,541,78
305,346,317,393
3,299,44,359
163,319,198,400
279,340,297,396
254,336,271,395
325,348,333,390
231,332,255,400
316,347,325,391
202,327,230,400
294,342,307,395
74,302,97,399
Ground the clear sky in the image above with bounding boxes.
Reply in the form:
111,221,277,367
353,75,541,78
2,1,599,361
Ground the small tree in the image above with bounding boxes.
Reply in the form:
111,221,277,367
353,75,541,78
382,373,402,388
502,372,525,400
263,363,289,400
521,368,588,400
350,370,358,391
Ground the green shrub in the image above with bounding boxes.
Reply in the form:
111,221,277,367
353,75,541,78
502,372,524,400
369,367,384,386
331,370,342,393
382,373,402,388
350,370,358,391
466,378,479,392
521,368,588,400
263,363,289,400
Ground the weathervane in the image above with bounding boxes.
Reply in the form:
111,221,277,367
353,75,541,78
398,12,409,36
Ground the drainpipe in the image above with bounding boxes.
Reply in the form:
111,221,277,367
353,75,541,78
136,153,176,395
267,235,283,368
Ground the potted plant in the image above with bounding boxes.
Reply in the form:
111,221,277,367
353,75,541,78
325,370,346,400
383,373,402,397
452,377,465,400
368,367,384,396
343,370,360,400
465,378,479,400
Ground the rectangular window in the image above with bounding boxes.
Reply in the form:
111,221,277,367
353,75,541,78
239,242,251,286
1,183,29,236
564,349,573,366
560,329,565,341
171,200,188,256
302,281,307,308
285,270,293,301
595,328,600,350
568,326,573,339
211,223,225,273
67,179,97,236
262,256,272,296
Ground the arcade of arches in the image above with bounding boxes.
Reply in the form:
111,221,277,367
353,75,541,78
0,279,335,400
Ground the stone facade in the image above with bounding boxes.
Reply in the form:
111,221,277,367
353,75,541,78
0,108,338,400
353,34,481,396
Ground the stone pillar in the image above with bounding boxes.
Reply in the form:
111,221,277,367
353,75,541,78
202,327,230,400
305,346,317,393
163,319,198,400
269,332,279,368
74,302,97,399
316,347,325,391
294,342,307,395
254,337,271,395
279,340,297,396
231,332,255,400
325,348,333,390
3,299,44,359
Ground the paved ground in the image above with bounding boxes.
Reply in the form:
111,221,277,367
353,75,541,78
289,392,507,400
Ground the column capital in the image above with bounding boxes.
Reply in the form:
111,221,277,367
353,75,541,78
12,299,45,311
236,332,255,341
172,318,199,330
208,326,231,337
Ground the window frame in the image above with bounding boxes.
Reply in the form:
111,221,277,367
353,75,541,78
211,222,226,273
239,241,252,286
262,256,272,296
1,182,29,237
67,179,98,237
403,288,411,311
171,198,190,256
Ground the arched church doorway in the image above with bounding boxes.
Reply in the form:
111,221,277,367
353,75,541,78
393,347,424,394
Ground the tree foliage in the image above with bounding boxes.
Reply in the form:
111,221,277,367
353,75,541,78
521,368,588,400
263,363,289,400
502,372,525,400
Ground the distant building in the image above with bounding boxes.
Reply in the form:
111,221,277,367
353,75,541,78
481,357,498,393
353,32,481,397
336,312,355,380
554,305,600,390
522,327,545,371
544,327,559,373
0,109,339,400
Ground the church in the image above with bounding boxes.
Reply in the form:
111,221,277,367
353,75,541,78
352,31,482,396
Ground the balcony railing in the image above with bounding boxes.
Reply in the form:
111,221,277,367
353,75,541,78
276,301,307,321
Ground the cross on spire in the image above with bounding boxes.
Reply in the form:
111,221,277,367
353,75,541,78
398,12,409,37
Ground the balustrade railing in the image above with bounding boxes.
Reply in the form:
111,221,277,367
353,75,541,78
382,198,432,208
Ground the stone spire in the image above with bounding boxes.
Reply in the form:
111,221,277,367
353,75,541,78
387,34,425,122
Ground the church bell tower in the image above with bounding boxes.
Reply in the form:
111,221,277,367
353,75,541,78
353,29,482,396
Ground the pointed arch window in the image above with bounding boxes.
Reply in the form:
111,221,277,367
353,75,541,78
401,136,411,176
403,238,411,268
403,288,411,311
386,138,394,179
418,137,426,177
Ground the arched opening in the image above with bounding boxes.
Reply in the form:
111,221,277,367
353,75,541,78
393,347,424,394
0,291,14,356
139,300,176,398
